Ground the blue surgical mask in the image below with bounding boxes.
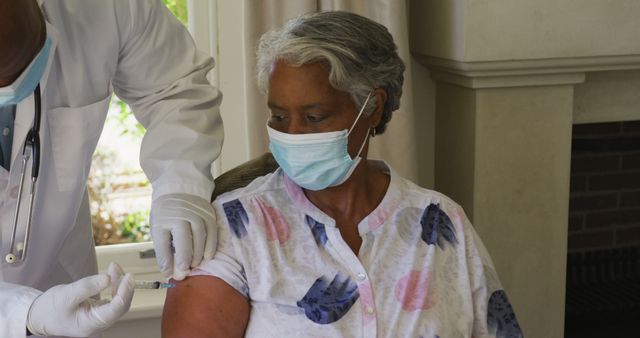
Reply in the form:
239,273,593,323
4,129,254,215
268,92,373,191
0,37,53,106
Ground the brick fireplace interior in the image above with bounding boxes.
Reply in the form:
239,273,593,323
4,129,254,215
565,120,640,338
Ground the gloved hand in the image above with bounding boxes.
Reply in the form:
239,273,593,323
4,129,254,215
149,193,217,280
26,262,135,337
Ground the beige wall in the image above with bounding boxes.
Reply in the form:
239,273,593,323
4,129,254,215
472,86,572,338
411,1,640,337
434,83,573,338
411,58,437,188
574,70,640,124
412,0,640,62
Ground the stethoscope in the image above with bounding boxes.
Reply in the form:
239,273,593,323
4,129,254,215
5,84,42,264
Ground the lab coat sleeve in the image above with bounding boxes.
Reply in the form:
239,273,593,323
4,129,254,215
0,282,42,338
112,0,223,201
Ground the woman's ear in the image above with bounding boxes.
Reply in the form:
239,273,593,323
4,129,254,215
369,88,388,130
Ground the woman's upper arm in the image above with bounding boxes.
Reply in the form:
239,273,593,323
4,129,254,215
162,275,250,338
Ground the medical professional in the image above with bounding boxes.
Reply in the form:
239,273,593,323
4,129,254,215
0,0,222,337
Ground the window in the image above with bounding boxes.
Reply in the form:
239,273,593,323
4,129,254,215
94,0,250,287
91,0,189,247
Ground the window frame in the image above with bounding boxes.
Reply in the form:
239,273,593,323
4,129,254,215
96,0,250,320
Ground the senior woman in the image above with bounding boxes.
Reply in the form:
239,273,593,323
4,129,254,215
162,11,523,338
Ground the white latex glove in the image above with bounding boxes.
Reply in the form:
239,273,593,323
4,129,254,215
149,193,217,280
26,262,135,337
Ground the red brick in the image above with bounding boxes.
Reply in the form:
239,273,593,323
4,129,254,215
570,175,587,193
588,172,640,191
620,191,640,207
571,154,620,173
573,122,622,137
569,193,618,211
615,225,640,245
568,214,584,232
622,153,640,170
568,230,614,250
572,137,640,153
585,208,640,228
622,120,640,134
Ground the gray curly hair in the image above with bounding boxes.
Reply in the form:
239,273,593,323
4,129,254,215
256,11,405,135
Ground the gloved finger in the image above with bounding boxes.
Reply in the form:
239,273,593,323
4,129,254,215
189,217,206,268
157,201,215,234
89,273,135,327
162,195,215,219
92,298,110,307
203,213,217,261
151,226,174,277
107,262,125,297
170,221,193,269
67,274,110,306
171,221,193,276
173,263,189,281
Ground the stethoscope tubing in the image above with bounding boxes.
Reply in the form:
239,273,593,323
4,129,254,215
5,85,41,264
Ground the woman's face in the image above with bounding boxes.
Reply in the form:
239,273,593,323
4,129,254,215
267,60,372,157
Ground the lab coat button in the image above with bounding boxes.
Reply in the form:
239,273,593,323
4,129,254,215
357,273,366,281
365,306,375,315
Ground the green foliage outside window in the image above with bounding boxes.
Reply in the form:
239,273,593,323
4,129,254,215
163,0,188,25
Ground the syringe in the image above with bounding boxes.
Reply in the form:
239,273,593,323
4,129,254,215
134,280,176,289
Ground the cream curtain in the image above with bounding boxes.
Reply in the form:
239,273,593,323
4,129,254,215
239,0,419,182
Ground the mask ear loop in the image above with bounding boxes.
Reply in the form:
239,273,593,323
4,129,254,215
349,90,375,160
329,91,375,187
347,91,374,135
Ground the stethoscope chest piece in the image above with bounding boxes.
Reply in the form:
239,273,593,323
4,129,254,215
5,253,17,263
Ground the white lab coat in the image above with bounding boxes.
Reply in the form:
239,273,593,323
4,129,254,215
0,1,223,337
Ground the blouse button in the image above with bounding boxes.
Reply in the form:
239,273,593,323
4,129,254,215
365,306,375,315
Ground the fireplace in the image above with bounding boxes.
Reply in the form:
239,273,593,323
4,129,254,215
565,120,640,337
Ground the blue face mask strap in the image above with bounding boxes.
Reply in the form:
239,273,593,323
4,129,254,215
347,90,374,135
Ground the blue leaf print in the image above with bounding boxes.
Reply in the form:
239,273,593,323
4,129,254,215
222,199,249,238
420,203,458,249
487,290,524,338
296,273,359,324
306,215,328,246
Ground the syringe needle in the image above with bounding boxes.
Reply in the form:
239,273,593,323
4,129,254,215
134,280,176,289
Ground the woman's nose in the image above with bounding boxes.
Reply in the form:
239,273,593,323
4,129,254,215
283,117,310,135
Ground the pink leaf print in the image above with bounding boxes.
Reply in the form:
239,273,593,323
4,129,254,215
254,198,290,244
394,270,433,311
449,207,465,233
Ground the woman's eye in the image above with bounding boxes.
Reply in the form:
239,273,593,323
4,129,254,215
306,114,325,122
270,114,285,122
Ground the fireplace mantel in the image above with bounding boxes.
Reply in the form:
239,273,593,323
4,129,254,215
409,1,640,337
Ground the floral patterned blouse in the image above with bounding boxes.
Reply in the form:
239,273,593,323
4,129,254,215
192,161,523,338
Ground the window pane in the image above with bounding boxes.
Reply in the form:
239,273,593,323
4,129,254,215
163,0,188,25
91,0,188,246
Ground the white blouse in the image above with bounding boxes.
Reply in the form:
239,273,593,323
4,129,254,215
193,161,523,338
